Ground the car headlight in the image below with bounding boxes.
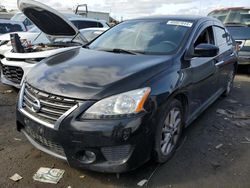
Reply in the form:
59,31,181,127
81,87,151,119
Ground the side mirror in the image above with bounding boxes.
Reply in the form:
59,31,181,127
193,43,219,57
222,32,229,38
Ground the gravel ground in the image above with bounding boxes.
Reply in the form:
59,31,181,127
0,73,249,188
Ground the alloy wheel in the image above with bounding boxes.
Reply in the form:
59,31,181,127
160,107,182,156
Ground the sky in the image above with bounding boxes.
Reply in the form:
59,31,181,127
1,0,250,20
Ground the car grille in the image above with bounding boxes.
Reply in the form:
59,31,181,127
2,65,23,84
21,83,78,125
101,145,132,162
24,126,65,157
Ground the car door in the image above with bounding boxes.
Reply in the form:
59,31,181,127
213,25,236,90
187,23,219,114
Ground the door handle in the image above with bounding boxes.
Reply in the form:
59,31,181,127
215,60,224,66
230,53,234,57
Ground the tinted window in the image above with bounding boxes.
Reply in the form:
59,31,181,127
72,21,103,29
89,20,192,55
214,26,227,46
0,23,24,34
194,26,214,47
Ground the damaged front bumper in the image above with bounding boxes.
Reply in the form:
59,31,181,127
16,106,154,173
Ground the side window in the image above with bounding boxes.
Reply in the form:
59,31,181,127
194,26,214,48
213,26,227,46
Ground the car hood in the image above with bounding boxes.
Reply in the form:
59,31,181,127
18,0,87,44
226,26,250,40
26,48,173,100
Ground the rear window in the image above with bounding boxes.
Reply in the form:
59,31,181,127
72,20,103,29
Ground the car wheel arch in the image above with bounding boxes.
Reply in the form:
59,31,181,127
174,93,189,124
155,90,189,126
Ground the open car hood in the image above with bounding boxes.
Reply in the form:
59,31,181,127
18,0,87,44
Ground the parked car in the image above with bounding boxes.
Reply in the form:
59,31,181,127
208,7,250,73
0,19,26,35
0,2,109,88
17,3,238,172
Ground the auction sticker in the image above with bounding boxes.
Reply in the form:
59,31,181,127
167,20,193,27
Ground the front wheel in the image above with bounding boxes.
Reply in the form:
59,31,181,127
154,99,184,163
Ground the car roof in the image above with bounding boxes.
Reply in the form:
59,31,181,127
209,7,250,12
128,15,222,27
68,17,106,23
129,15,209,22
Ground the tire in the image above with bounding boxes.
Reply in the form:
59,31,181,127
222,69,235,97
153,99,184,163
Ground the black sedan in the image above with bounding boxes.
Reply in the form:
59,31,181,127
16,6,238,173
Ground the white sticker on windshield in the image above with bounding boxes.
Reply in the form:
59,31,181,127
167,20,193,27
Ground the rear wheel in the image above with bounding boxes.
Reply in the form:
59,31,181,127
154,99,184,163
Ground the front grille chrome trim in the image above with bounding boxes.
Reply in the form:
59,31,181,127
18,83,78,130
54,104,78,130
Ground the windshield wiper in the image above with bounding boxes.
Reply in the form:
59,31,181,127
224,22,247,26
94,48,145,55
112,48,138,55
82,44,90,49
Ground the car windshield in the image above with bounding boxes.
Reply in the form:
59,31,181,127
89,20,191,55
209,9,250,26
